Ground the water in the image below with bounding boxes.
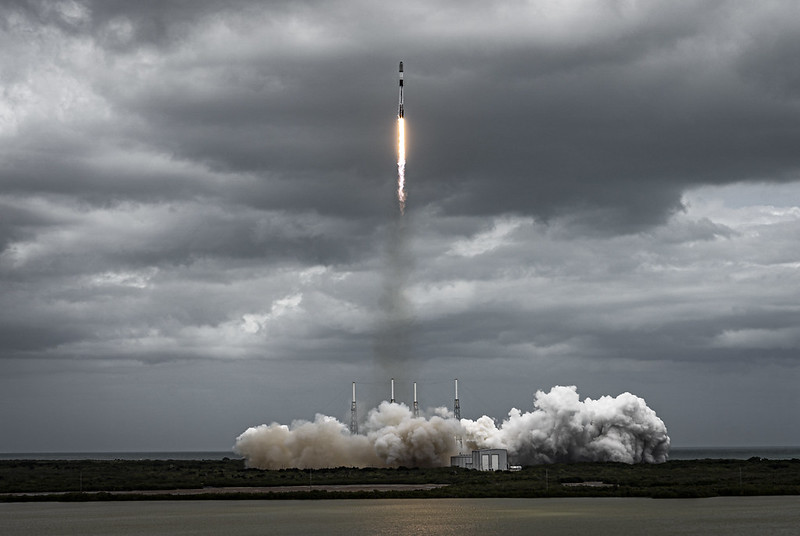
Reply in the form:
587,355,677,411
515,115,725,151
668,446,800,460
0,452,239,461
1,497,799,535
1,446,797,461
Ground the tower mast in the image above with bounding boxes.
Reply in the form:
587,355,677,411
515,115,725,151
454,378,463,453
350,382,358,435
413,382,419,418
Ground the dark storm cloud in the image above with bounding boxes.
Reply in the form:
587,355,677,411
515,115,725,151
0,323,87,352
6,0,229,46
410,48,800,229
6,1,800,227
0,199,61,250
2,1,800,451
403,203,800,370
0,201,372,281
125,2,800,227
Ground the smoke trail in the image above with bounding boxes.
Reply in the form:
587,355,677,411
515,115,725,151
397,117,406,214
234,385,670,469
373,116,413,375
374,215,413,374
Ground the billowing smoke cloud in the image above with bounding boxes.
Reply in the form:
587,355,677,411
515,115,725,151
235,401,459,469
234,385,670,468
462,385,670,464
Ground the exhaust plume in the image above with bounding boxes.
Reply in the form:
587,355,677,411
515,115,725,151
235,401,458,469
397,117,406,214
374,115,413,375
234,385,670,469
462,385,670,464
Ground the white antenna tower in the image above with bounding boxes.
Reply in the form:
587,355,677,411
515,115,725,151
454,378,464,453
350,382,358,435
454,378,461,419
413,382,419,418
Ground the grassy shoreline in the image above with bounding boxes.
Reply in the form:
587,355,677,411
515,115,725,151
2,457,799,501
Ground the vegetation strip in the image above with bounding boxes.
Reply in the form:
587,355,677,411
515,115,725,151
1,457,798,501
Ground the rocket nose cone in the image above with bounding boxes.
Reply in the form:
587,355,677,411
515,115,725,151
399,61,403,72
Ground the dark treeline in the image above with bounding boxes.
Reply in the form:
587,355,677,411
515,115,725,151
2,457,799,501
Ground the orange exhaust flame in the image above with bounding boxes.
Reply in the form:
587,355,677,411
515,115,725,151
397,117,406,214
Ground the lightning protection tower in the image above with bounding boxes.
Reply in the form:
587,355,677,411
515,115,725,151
350,382,358,435
453,378,461,420
413,382,419,418
454,378,463,453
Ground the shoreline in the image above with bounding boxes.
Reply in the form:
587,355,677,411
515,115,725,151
4,483,450,498
2,458,799,501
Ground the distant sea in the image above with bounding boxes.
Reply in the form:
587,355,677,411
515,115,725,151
1,447,798,461
0,451,241,461
667,446,800,460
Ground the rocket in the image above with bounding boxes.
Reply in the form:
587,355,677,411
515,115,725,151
398,61,404,118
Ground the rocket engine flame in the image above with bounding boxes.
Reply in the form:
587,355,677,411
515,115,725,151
234,385,670,469
397,117,406,214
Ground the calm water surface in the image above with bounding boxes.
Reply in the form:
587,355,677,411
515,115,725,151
2,497,799,536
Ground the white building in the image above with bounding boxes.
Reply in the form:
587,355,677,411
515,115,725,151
450,453,473,469
450,449,508,471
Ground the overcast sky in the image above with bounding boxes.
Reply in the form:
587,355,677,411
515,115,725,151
1,0,799,452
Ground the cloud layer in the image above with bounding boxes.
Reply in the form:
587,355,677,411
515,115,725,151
1,1,799,451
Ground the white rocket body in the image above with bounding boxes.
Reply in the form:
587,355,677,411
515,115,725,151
398,62,404,118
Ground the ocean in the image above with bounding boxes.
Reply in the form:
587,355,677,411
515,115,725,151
667,446,800,460
0,451,240,461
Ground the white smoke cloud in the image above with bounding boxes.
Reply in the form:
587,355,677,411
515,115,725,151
364,402,461,467
234,385,670,469
234,414,382,469
461,385,670,464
